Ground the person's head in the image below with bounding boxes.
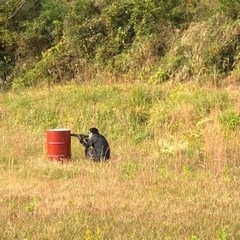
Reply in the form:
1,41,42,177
89,127,99,134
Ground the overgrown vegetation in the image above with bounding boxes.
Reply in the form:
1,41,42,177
0,0,239,89
1,1,240,239
1,82,240,238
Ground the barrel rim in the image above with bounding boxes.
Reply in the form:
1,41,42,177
47,128,71,131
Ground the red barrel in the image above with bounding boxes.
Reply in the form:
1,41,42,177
46,129,71,161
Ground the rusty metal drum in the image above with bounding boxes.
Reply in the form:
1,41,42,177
46,129,71,161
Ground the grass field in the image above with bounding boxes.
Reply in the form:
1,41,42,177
1,82,240,239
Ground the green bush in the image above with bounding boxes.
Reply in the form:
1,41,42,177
1,0,240,88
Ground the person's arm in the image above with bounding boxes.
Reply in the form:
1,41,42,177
79,137,88,147
80,135,96,148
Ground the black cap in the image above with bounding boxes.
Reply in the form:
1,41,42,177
89,127,99,133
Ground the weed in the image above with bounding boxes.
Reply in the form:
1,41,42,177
218,228,228,240
25,198,37,215
121,161,139,179
220,110,240,130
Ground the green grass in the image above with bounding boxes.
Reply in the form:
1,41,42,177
1,82,240,239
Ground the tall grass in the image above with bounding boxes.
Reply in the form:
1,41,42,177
1,82,240,239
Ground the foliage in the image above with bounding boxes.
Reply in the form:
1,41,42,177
0,0,240,89
0,0,43,89
65,0,103,57
150,15,240,84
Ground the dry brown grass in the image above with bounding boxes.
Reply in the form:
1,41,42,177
1,83,240,239
2,156,240,239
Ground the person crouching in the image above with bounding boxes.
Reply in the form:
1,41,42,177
80,128,110,161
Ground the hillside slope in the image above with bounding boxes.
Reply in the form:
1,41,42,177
0,0,239,90
1,82,240,238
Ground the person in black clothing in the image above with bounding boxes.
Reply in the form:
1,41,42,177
79,128,110,161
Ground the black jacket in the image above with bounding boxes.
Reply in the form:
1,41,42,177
81,133,110,161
